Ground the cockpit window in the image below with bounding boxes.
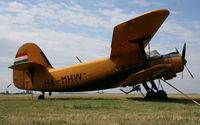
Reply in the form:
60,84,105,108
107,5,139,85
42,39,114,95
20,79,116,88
146,50,180,60
146,50,161,59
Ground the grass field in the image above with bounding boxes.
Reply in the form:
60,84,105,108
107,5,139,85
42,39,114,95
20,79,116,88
0,94,200,125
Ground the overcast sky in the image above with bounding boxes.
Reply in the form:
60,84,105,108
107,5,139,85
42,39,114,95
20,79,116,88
1,0,200,94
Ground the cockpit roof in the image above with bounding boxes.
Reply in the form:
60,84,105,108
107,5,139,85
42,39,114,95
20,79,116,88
146,50,160,58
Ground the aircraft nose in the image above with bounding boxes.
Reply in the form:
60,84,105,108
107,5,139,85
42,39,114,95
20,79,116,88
169,56,184,73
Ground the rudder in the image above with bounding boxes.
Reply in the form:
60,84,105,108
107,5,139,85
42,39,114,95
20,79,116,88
9,42,53,89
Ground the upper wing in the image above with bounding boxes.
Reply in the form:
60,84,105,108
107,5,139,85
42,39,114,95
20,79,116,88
110,9,169,64
122,64,171,86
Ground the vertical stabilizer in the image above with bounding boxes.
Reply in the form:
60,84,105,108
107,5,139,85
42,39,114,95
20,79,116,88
9,42,53,89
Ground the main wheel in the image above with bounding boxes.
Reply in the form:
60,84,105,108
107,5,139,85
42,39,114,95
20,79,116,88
38,95,45,100
146,91,157,99
157,90,168,100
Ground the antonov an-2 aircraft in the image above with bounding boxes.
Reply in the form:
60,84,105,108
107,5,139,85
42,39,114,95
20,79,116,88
9,9,193,99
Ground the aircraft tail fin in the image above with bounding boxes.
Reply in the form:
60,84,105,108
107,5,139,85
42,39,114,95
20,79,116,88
9,42,52,70
9,42,53,89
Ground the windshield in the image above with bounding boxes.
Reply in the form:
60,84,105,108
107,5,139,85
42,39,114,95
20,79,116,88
146,50,161,58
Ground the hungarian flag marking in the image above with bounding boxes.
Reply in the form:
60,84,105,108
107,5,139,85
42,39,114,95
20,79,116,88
14,53,28,64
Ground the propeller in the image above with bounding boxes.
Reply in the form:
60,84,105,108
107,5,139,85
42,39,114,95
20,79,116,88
182,43,187,65
185,65,194,78
176,43,194,79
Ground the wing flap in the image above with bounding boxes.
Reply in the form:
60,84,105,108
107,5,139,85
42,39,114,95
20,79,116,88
122,64,171,86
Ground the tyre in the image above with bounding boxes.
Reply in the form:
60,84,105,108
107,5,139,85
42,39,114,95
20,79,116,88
157,90,168,100
38,95,45,100
146,90,157,99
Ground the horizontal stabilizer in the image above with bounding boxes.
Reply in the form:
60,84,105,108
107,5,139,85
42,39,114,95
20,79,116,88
123,64,171,86
9,61,45,71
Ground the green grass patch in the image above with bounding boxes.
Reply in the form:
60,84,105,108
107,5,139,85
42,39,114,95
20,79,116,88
0,94,200,125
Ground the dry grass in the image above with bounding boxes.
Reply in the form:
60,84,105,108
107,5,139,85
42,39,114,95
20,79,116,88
0,93,200,125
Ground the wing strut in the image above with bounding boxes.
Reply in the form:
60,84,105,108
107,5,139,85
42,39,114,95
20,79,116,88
129,36,151,67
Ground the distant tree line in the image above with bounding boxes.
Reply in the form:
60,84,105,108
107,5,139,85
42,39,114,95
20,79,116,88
0,90,33,94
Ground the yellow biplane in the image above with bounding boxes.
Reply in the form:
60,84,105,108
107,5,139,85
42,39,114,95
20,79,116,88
9,9,193,99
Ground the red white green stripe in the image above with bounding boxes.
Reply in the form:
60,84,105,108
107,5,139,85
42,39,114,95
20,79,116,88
14,53,28,64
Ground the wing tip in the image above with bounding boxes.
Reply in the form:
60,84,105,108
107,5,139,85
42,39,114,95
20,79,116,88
142,8,170,17
114,8,169,29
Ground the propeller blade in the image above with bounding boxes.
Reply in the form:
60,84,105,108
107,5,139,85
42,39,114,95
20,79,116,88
175,48,179,54
182,43,186,63
177,43,193,79
185,65,194,79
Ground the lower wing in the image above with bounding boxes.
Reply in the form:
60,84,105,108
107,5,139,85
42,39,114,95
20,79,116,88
122,64,171,86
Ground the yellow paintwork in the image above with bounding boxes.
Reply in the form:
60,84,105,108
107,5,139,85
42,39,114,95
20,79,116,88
9,9,185,93
111,8,169,65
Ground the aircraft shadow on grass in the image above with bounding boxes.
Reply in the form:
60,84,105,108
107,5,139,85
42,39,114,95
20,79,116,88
48,97,117,101
46,96,200,105
127,97,200,105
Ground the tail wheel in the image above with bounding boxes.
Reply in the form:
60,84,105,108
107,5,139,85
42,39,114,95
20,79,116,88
38,95,45,100
157,90,168,100
38,91,45,100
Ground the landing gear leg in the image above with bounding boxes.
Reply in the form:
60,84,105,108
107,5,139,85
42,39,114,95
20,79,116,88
152,80,168,99
142,82,151,92
150,80,158,91
38,91,45,100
